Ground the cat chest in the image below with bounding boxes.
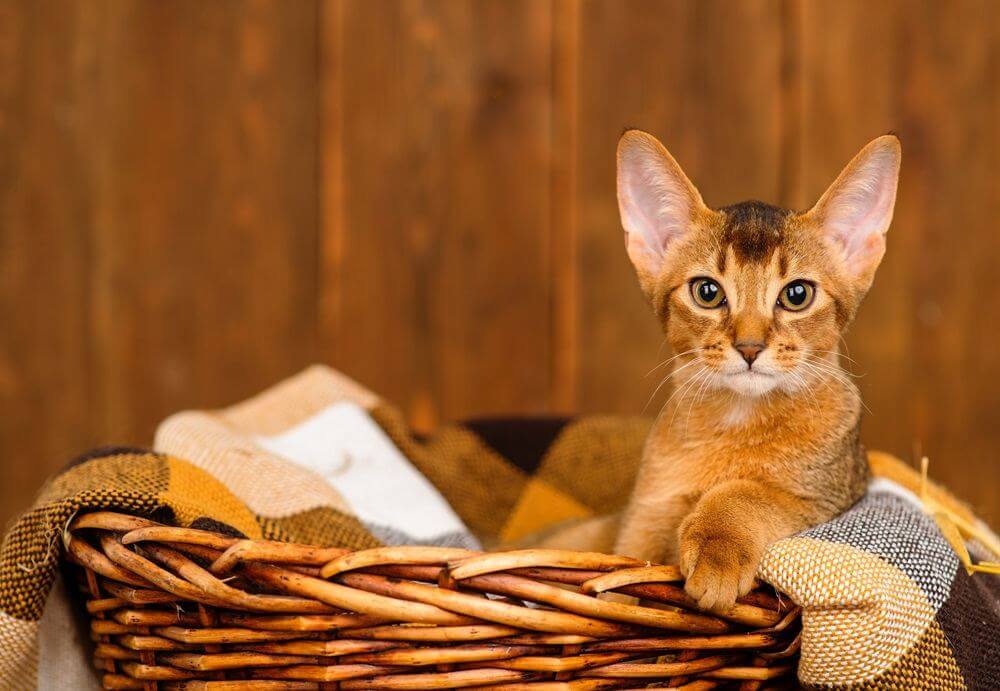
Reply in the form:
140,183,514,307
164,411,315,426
662,437,805,488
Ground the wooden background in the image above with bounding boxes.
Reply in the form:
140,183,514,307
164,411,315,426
1,0,997,528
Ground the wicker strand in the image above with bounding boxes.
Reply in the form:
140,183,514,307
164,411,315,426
65,511,801,689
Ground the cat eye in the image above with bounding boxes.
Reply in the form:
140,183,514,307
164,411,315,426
690,278,726,309
778,280,815,311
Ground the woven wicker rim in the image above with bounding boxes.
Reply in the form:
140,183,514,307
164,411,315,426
66,511,801,690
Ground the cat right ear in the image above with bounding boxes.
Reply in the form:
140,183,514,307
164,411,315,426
617,130,706,289
805,135,901,289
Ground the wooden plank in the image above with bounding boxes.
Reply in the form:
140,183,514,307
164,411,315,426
893,0,997,523
797,0,998,523
572,0,784,414
1,0,995,530
792,1,909,461
320,0,554,430
550,0,581,413
89,1,320,443
0,2,94,525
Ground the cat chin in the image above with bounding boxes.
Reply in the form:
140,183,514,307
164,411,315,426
722,371,780,397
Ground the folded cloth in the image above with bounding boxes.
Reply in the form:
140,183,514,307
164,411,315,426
759,458,1000,689
0,365,997,689
0,366,648,689
153,366,480,549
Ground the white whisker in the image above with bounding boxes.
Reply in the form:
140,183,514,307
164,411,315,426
796,359,871,415
808,349,861,367
787,370,822,419
684,369,717,434
642,357,702,413
665,367,711,431
642,373,672,413
645,348,699,377
804,353,864,378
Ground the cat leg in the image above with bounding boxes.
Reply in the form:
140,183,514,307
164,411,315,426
677,479,815,614
606,492,693,605
613,491,694,564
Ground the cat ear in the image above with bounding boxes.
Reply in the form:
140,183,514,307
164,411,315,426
617,130,707,286
806,135,901,286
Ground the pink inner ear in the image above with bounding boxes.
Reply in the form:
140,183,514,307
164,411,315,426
826,191,891,272
617,152,694,277
826,212,888,278
819,142,899,278
843,232,886,277
620,175,667,254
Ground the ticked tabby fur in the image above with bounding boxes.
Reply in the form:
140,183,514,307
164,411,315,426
541,130,901,615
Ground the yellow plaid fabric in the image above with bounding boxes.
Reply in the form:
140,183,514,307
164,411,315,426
1,366,997,689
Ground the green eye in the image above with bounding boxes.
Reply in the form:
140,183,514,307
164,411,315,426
690,278,726,309
778,280,815,311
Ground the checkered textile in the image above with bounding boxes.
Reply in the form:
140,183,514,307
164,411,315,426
1,366,997,689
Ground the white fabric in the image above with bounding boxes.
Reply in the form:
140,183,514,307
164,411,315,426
36,576,97,690
866,477,923,509
255,402,471,542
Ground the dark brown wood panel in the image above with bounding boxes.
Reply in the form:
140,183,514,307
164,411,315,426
88,1,320,443
0,2,94,520
895,0,999,526
793,1,910,462
550,0,581,413
320,0,554,431
797,0,999,523
0,1,996,528
572,0,785,414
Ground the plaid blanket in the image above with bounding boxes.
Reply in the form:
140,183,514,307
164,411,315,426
1,365,997,689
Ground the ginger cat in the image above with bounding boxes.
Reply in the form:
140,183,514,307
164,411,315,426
602,131,899,614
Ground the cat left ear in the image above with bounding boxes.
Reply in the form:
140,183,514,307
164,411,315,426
617,130,709,291
806,135,901,287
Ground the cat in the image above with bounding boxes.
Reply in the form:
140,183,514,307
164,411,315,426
536,130,901,616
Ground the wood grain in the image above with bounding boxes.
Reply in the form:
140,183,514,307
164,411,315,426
87,1,320,444
0,0,996,527
796,0,999,522
893,0,999,527
0,2,94,520
572,0,784,414
319,0,554,430
550,0,581,413
793,0,910,461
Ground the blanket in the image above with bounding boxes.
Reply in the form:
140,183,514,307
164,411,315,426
1,365,997,689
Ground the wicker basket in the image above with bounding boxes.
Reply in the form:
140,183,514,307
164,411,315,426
65,511,801,690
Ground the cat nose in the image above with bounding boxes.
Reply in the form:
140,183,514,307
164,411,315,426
735,341,766,367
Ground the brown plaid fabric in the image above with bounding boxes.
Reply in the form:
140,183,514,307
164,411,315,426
1,366,997,689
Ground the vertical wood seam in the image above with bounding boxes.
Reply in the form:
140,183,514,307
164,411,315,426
309,0,323,363
85,2,114,442
778,0,803,208
318,0,345,367
550,0,580,414
78,1,99,448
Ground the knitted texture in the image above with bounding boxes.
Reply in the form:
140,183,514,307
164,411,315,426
1,365,997,689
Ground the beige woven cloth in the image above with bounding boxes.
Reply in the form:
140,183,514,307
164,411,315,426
1,365,997,689
2,366,484,689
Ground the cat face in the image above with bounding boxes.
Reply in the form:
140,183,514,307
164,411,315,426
616,131,901,398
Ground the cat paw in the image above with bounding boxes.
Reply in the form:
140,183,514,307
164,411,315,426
678,534,758,614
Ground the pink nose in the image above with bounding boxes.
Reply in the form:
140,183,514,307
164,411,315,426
735,341,766,366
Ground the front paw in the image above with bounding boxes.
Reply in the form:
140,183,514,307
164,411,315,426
678,533,758,614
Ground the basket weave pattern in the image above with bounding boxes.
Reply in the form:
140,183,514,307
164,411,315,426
66,512,801,689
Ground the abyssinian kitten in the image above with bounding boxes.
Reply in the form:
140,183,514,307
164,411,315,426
547,130,901,615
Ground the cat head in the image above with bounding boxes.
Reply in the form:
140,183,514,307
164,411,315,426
616,130,901,397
